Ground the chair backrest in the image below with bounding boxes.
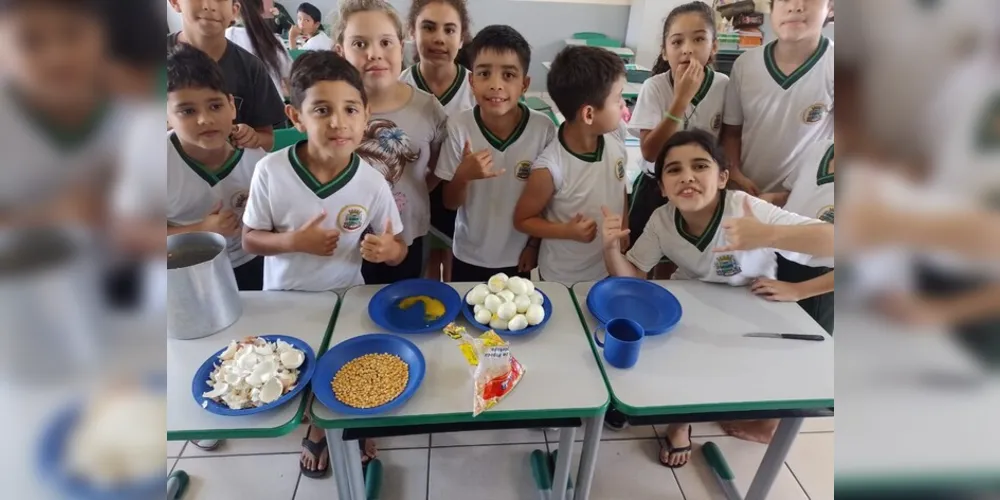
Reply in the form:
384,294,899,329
572,32,608,40
288,49,308,60
272,128,306,152
523,96,551,112
585,38,623,48
626,69,652,84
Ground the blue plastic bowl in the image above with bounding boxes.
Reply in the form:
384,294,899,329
462,289,553,336
311,334,426,416
368,279,462,334
191,335,316,416
586,277,682,336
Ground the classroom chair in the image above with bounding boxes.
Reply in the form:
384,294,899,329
571,32,608,40
523,96,560,126
585,38,624,48
288,49,307,60
626,69,652,84
272,128,306,152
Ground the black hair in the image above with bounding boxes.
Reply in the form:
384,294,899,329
105,0,165,67
297,2,321,23
167,43,228,95
651,1,717,76
288,50,367,108
469,25,531,73
454,39,473,69
239,0,287,83
546,46,625,120
653,128,728,182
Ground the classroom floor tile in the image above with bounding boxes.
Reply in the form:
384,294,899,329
549,423,656,443
800,416,835,433
785,433,835,500
428,444,541,500
167,440,186,458
550,438,686,499
171,453,300,500
181,425,306,457
378,433,430,450
431,428,546,447
671,436,809,500
292,448,429,500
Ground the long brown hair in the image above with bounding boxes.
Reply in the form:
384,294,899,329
239,0,287,80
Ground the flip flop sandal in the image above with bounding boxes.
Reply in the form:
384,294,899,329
659,425,693,469
300,435,330,479
190,440,221,451
167,470,190,499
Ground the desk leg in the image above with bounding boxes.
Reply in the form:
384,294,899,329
744,417,803,500
551,427,576,500
344,439,367,500
326,430,353,500
573,415,603,500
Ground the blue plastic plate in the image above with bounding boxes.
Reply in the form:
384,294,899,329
38,379,166,500
368,279,462,334
462,289,553,336
586,277,682,336
191,335,316,416
311,334,426,416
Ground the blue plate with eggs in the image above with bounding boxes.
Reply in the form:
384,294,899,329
368,279,463,334
462,285,553,336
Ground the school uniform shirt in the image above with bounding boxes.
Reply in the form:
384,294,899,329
724,37,834,192
167,132,266,268
357,88,448,246
783,139,835,225
534,127,628,284
626,190,829,286
225,26,293,97
168,34,287,129
242,144,404,291
298,30,333,51
628,68,729,174
435,104,558,268
400,63,476,117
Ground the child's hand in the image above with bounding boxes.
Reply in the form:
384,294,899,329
293,211,340,256
231,124,261,149
361,219,400,264
455,140,503,182
288,25,300,41
565,213,597,243
673,60,705,107
714,198,772,253
750,278,803,302
600,205,630,250
518,243,538,273
728,170,761,196
201,200,241,237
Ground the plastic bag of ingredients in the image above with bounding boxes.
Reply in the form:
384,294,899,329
444,323,525,416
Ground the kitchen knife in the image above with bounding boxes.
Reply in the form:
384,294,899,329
743,333,826,341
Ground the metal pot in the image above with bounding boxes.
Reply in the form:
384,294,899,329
167,232,242,340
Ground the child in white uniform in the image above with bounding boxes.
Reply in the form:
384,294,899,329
600,129,833,467
290,2,333,51
334,0,448,283
721,0,833,195
435,25,557,282
166,45,268,290
513,46,628,284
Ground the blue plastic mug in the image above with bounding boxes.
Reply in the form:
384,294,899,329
594,318,645,369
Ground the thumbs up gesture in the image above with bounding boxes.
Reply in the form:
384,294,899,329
600,205,630,250
455,139,503,182
293,211,340,256
201,200,241,237
361,218,401,263
566,212,598,243
714,197,772,253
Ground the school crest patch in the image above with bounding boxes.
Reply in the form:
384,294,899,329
615,158,625,180
714,254,742,277
712,112,723,131
338,204,368,232
818,205,835,223
515,160,532,181
802,103,827,124
230,190,249,211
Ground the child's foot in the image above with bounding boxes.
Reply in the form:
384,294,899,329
720,419,779,444
300,425,329,478
659,424,692,468
360,438,377,469
603,407,628,431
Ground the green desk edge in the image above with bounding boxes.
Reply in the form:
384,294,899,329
167,294,342,441
309,283,609,430
567,283,834,417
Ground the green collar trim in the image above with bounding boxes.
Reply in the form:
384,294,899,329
171,133,243,187
674,193,726,252
13,90,110,151
289,142,359,199
474,102,530,152
817,144,835,185
764,37,830,90
411,63,465,106
558,125,604,163
669,66,715,106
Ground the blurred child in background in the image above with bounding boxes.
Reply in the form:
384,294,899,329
225,0,292,97
289,2,332,50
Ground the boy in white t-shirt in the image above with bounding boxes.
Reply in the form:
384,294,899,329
242,50,406,292
435,25,557,282
513,46,628,284
721,0,834,195
289,2,333,51
166,45,268,290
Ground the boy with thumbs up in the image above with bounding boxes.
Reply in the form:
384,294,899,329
242,51,405,291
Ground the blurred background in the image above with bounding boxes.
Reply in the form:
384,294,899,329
0,0,998,498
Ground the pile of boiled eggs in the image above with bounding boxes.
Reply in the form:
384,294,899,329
466,274,546,331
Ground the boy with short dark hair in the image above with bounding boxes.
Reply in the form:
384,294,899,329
167,44,268,290
434,25,556,282
242,50,406,292
289,2,332,50
513,45,629,284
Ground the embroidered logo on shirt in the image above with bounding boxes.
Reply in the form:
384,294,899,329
714,254,742,277
615,158,625,180
712,113,723,131
802,103,828,124
818,205,835,223
515,160,532,181
230,190,249,211
338,204,368,232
